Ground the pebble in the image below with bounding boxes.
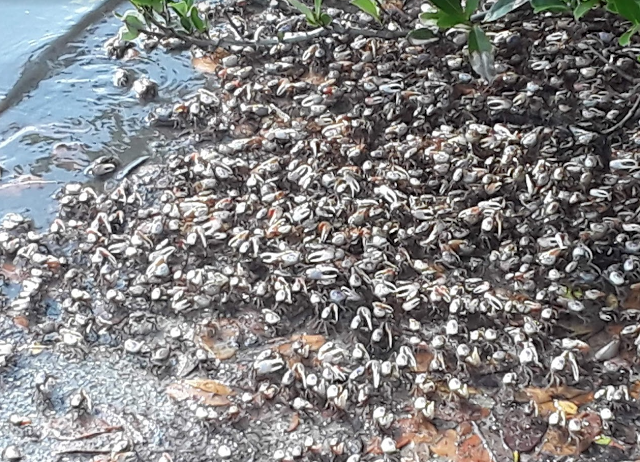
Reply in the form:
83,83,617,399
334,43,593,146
222,55,239,68
218,445,232,459
3,445,21,461
380,437,396,454
152,347,170,362
124,339,144,354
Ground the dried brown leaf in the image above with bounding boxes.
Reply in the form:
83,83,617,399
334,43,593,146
184,379,234,396
394,417,438,447
275,334,326,357
502,407,546,453
365,436,382,455
13,315,29,329
436,399,490,423
192,49,229,74
541,412,602,456
541,428,576,456
524,386,593,406
166,383,232,407
1,262,25,283
413,350,434,373
199,323,239,361
622,285,640,310
430,429,458,458
458,434,491,462
538,400,578,418
287,412,300,432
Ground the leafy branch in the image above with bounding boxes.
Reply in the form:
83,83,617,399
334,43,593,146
117,0,640,82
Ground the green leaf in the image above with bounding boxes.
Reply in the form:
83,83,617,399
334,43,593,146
170,1,189,18
420,10,468,27
484,0,529,21
573,0,599,19
620,24,640,45
189,6,207,32
287,0,318,25
465,0,479,17
407,28,436,44
314,0,323,18
468,25,496,82
131,0,163,8
608,0,640,24
319,12,333,25
429,0,464,16
351,0,381,22
121,10,146,31
118,24,140,41
594,435,612,446
530,0,571,13
468,24,492,53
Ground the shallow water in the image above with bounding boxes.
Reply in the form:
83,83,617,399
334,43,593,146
0,6,212,459
0,0,205,225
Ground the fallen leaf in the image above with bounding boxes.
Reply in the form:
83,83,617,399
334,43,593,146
541,428,576,456
275,334,326,357
502,407,546,453
430,429,457,458
0,175,58,195
166,382,232,407
293,334,326,350
578,411,602,442
184,379,234,396
413,350,434,373
13,315,29,329
199,322,239,361
287,412,300,432
192,49,230,73
458,421,473,437
51,142,90,171
365,436,382,455
436,399,490,423
1,262,25,283
393,417,438,447
524,386,593,406
30,343,48,355
458,433,491,462
623,284,640,310
541,412,602,456
538,400,578,418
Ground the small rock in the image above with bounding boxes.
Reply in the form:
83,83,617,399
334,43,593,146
380,437,396,454
3,445,22,461
124,339,144,354
222,55,239,68
169,326,182,339
133,77,158,100
151,347,170,363
218,445,232,459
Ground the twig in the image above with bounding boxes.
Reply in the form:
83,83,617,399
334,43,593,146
471,421,498,462
142,10,409,50
56,449,111,456
224,11,244,40
602,90,640,135
53,426,123,442
373,0,392,20
584,42,638,85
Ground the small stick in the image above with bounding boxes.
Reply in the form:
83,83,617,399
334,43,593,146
224,11,244,40
584,42,638,85
602,91,640,135
53,426,123,442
